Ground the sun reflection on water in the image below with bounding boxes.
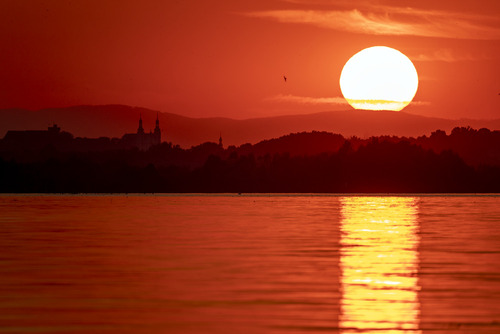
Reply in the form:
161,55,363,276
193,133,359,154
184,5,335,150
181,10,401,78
340,197,421,333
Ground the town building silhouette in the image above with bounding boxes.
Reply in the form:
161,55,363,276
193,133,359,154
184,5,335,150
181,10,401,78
2,124,74,149
1,115,162,151
121,114,161,150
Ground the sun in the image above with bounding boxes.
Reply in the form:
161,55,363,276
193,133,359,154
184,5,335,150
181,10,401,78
339,46,418,111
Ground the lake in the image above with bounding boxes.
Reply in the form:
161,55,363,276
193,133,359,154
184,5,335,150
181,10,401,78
0,194,499,333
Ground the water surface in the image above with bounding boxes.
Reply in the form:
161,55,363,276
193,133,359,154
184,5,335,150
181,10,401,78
0,194,499,333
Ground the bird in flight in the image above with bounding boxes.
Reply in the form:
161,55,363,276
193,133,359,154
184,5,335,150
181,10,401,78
283,75,287,82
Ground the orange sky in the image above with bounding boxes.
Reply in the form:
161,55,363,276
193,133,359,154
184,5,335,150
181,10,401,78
1,0,499,120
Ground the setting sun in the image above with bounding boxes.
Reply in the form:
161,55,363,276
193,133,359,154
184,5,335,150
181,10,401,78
340,46,419,111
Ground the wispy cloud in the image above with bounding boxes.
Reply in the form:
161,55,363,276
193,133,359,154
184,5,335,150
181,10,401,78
266,94,430,107
413,49,491,62
245,7,500,40
411,100,431,106
266,94,349,105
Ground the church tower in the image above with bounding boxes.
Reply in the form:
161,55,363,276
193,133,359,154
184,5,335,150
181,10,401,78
154,113,161,145
137,114,145,135
218,132,223,149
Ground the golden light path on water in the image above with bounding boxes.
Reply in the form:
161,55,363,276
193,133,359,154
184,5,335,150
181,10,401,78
340,197,421,333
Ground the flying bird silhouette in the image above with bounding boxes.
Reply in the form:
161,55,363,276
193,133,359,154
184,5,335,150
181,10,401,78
283,75,287,82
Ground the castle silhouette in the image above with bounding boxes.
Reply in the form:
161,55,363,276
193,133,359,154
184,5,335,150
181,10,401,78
1,114,162,151
2,123,73,148
1,113,229,152
121,114,161,150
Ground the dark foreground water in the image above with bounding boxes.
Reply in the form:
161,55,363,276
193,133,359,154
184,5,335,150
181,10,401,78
0,195,499,333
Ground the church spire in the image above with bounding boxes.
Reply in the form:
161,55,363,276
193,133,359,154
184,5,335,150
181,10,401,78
155,112,160,129
219,132,223,148
154,112,161,144
137,114,144,134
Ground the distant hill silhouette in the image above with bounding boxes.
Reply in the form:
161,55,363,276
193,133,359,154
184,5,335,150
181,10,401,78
1,105,500,147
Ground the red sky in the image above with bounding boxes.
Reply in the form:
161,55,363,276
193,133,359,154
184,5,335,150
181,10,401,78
1,0,499,120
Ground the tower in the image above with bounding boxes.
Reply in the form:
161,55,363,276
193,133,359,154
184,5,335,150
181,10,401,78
137,114,145,135
154,113,161,144
218,132,223,149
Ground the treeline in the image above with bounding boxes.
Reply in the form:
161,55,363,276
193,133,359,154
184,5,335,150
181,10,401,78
1,127,500,193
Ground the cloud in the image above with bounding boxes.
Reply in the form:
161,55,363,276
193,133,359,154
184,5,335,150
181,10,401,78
411,101,431,106
266,94,430,107
266,94,349,105
245,7,500,40
413,49,491,62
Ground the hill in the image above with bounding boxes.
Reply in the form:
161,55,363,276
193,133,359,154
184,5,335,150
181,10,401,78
1,105,500,147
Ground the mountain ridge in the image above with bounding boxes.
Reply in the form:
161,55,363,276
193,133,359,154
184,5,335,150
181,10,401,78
1,104,499,148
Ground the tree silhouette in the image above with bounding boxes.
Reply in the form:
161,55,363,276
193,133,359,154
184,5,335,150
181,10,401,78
1,127,500,192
